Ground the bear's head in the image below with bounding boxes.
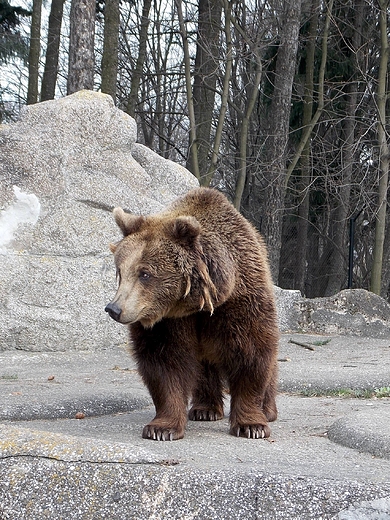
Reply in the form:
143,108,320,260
105,207,218,328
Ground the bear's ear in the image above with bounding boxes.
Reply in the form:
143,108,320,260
168,216,201,247
113,207,145,237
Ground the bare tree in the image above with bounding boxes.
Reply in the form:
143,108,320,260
41,0,65,101
191,0,222,183
126,0,152,116
16,0,386,301
205,0,233,187
255,0,302,281
26,0,42,104
67,0,95,94
293,0,320,294
101,0,120,101
175,0,200,179
232,1,264,210
371,0,389,295
322,0,364,296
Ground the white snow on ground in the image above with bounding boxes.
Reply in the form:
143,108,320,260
0,186,41,254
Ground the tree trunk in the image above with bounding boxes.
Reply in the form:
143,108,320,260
323,87,357,296
233,59,262,210
191,0,222,184
381,214,390,299
126,0,152,117
371,0,389,295
101,0,120,101
41,0,65,101
258,0,302,282
284,0,333,188
175,0,200,179
324,0,364,296
231,1,265,210
295,0,320,294
205,0,232,186
67,0,95,95
26,0,42,105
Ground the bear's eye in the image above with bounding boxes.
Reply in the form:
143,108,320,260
139,270,151,281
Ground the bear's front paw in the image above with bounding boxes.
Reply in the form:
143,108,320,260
142,424,184,441
188,406,224,421
230,423,271,439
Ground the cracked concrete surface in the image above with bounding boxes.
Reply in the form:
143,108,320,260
0,334,389,519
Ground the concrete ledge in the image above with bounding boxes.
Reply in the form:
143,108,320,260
0,424,157,464
1,456,390,519
328,410,390,460
1,335,390,519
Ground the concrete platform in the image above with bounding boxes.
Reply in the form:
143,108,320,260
1,334,390,519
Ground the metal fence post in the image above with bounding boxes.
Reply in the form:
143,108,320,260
348,209,363,289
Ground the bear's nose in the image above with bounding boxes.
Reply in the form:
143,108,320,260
105,302,122,322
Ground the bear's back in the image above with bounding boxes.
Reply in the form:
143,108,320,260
170,188,257,235
169,188,266,261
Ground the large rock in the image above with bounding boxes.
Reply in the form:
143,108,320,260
0,91,198,351
298,288,390,338
274,286,302,332
277,287,390,338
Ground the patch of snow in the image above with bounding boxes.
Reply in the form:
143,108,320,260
0,186,41,254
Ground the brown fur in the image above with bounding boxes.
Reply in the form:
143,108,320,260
106,188,279,440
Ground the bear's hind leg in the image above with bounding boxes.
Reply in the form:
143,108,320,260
188,361,224,421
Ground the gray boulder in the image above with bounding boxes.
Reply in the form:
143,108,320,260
274,286,302,332
0,90,198,351
276,287,390,338
299,288,390,338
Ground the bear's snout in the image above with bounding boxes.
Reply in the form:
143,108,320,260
105,302,122,322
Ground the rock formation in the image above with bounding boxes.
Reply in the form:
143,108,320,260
0,91,198,351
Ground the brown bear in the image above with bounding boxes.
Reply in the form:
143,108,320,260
105,187,279,441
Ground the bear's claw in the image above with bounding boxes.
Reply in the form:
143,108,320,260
188,407,224,421
142,424,183,441
231,424,270,439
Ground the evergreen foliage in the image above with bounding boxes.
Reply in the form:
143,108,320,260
0,0,31,64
